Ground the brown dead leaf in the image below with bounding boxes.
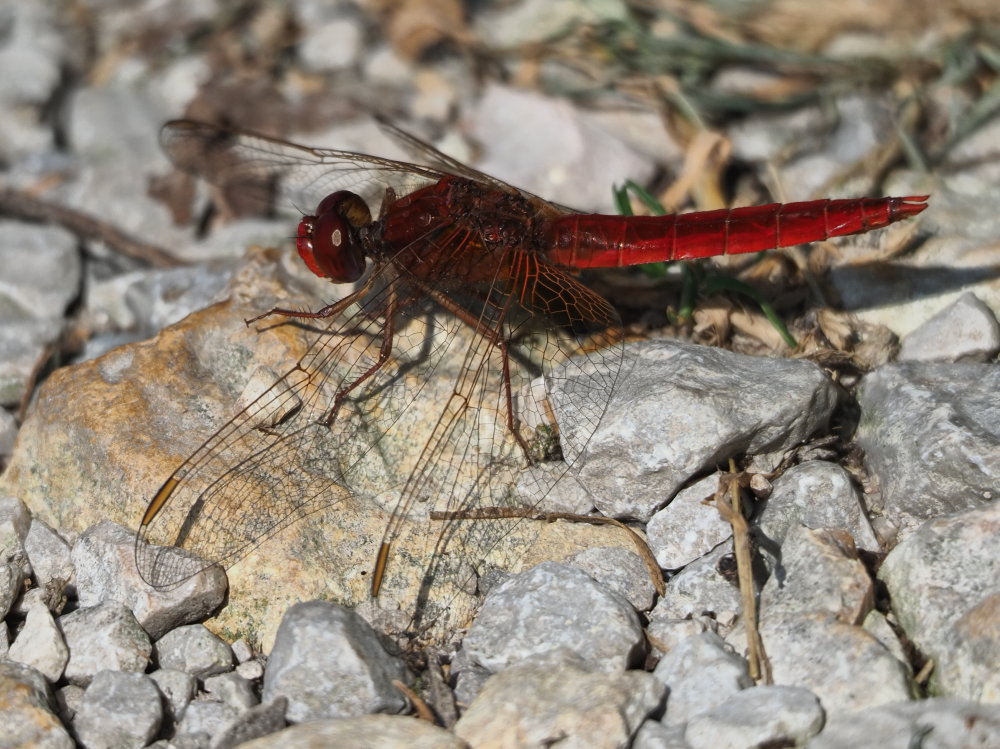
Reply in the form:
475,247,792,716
147,170,197,227
851,320,900,369
795,309,899,373
659,130,731,212
816,308,855,351
730,308,789,351
656,0,998,55
693,296,735,345
739,251,799,287
373,0,468,60
745,0,1000,51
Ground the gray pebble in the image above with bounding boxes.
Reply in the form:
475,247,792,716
684,685,823,748
646,617,711,656
235,659,264,681
879,500,1000,700
234,714,464,748
462,561,645,674
653,631,752,725
562,340,838,522
455,653,664,748
646,472,732,570
899,291,1000,362
568,545,658,611
230,638,253,663
0,495,31,577
856,362,1000,537
262,600,409,722
24,518,73,587
0,407,16,457
210,697,287,749
73,670,162,749
12,585,49,615
149,667,197,721
55,683,84,723
0,660,73,748
632,720,690,749
72,521,227,640
174,699,240,745
449,646,493,709
758,523,873,623
204,671,258,711
755,461,879,557
651,544,742,626
810,697,1000,748
60,601,152,686
759,611,913,713
0,222,80,405
0,560,20,621
155,624,234,679
8,603,68,682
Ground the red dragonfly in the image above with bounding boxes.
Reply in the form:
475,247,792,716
137,118,927,627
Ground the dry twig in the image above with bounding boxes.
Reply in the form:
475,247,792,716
0,187,181,269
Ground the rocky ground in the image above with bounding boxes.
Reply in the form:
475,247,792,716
1,1,1000,747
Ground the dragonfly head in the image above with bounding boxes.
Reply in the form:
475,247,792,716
296,191,372,283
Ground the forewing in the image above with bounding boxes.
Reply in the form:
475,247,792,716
374,116,514,191
374,115,581,215
161,120,453,217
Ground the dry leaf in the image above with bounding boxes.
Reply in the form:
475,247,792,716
375,0,468,60
730,308,789,351
659,130,731,212
816,308,855,351
693,296,735,345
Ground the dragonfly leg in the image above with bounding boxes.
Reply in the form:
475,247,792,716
415,280,537,465
244,267,384,326
322,277,401,427
498,333,537,464
245,300,348,325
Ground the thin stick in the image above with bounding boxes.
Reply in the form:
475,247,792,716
430,507,665,596
713,460,771,683
0,187,182,268
392,679,437,724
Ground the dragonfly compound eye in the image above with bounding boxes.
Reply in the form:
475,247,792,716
316,190,372,228
298,192,371,283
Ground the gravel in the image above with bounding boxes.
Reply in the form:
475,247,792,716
0,1,997,746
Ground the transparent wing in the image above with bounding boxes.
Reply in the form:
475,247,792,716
372,115,581,214
161,119,506,217
161,119,580,220
373,116,515,191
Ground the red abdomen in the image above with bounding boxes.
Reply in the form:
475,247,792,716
543,196,929,269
